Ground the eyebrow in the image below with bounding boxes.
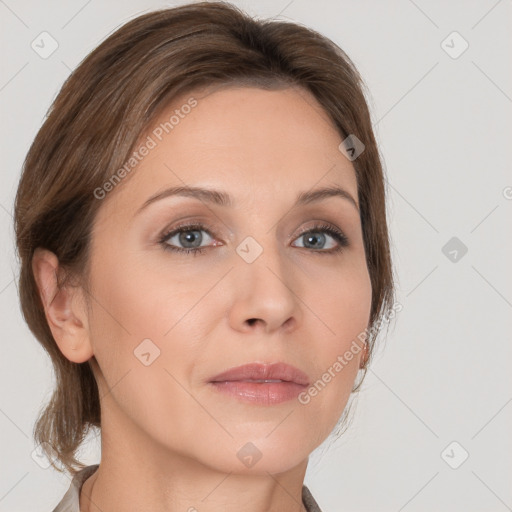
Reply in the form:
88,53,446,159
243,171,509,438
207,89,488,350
135,184,359,216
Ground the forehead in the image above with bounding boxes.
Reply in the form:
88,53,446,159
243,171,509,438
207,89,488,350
96,86,357,220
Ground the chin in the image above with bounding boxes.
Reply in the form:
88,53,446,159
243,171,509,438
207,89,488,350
191,432,313,476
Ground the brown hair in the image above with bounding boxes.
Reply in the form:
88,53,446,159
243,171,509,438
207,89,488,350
14,1,394,476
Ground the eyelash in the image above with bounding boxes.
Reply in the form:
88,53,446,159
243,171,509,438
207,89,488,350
158,222,349,256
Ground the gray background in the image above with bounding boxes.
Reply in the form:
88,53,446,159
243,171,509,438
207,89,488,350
1,0,511,511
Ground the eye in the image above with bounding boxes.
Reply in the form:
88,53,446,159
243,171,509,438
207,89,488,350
158,222,349,256
292,223,349,254
158,223,217,256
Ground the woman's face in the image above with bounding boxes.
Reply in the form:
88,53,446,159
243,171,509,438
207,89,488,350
85,85,372,474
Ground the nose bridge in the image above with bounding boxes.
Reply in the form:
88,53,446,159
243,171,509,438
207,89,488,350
231,231,301,332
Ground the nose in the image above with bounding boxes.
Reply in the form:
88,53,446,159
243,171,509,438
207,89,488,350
228,245,303,335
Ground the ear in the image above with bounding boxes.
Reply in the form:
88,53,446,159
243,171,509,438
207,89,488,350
32,248,94,363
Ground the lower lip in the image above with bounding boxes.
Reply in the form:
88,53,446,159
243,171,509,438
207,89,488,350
209,381,308,405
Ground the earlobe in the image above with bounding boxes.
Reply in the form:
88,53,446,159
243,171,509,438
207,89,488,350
32,248,94,364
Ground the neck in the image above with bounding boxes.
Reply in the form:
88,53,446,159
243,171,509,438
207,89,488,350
80,403,309,512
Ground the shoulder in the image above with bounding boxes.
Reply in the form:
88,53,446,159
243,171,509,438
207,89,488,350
302,484,323,512
51,464,99,512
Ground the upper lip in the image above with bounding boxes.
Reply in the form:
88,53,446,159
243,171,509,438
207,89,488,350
209,362,310,386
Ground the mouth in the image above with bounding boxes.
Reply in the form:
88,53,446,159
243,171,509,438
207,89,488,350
208,362,310,405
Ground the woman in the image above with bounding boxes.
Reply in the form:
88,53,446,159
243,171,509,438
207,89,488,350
14,2,394,510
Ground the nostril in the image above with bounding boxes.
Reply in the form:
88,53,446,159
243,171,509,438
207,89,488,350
247,318,258,326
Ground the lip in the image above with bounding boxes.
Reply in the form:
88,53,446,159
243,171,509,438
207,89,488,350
209,362,310,385
208,362,310,405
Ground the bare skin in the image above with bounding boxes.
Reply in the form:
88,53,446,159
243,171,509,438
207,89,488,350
33,85,372,511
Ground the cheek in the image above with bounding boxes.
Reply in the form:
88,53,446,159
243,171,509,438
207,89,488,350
86,245,206,392
315,254,372,351
326,261,371,379
86,250,206,442
88,246,182,341
298,259,371,432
